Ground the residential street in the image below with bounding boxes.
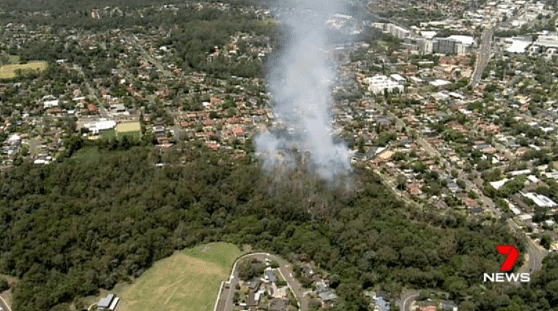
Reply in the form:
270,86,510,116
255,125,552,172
220,253,308,311
508,219,548,274
0,296,12,311
398,291,419,311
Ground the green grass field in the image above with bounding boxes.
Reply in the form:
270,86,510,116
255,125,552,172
100,129,116,139
100,128,141,140
0,61,47,79
118,130,141,139
118,242,241,311
70,146,102,162
7,55,20,63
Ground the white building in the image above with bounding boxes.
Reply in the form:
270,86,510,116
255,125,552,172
506,37,532,54
432,35,475,55
44,99,59,108
420,31,437,39
364,75,404,94
385,23,410,39
490,178,510,190
429,79,451,87
371,23,411,40
532,32,558,52
83,120,116,135
523,192,557,208
6,134,21,145
97,294,120,311
390,74,406,85
419,38,434,54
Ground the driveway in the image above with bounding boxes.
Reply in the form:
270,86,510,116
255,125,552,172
398,291,419,311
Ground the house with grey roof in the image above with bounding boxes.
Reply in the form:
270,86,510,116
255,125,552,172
374,296,390,311
264,269,276,284
440,300,458,311
319,290,338,302
249,277,261,291
97,294,120,311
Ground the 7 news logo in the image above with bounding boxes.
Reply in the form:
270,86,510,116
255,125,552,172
483,244,531,283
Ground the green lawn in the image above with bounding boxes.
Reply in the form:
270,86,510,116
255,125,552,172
7,55,20,64
0,61,47,79
101,129,140,140
118,242,241,311
70,146,101,162
184,242,242,267
101,129,116,139
118,130,141,140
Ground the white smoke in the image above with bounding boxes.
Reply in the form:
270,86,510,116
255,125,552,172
256,0,352,182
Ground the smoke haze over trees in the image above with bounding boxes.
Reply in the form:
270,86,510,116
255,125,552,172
0,145,550,311
255,0,352,182
0,1,557,311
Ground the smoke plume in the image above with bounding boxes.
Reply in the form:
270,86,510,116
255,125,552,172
256,0,352,183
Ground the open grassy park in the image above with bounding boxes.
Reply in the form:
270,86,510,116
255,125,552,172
0,61,47,79
117,242,241,311
100,129,117,139
119,130,141,139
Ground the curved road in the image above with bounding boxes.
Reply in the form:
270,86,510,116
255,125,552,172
221,253,308,311
398,212,546,310
507,218,547,274
399,291,419,311
0,296,12,311
525,237,546,273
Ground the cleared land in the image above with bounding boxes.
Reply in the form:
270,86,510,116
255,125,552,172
115,122,141,139
0,61,47,79
115,122,141,133
118,242,241,311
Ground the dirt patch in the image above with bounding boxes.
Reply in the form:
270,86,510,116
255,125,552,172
115,122,140,133
242,244,252,252
201,245,211,253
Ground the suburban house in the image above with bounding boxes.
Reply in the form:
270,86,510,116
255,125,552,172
97,294,120,311
315,280,338,303
269,298,289,311
440,300,458,311
373,291,390,311
249,277,261,291
419,300,438,311
264,269,276,284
